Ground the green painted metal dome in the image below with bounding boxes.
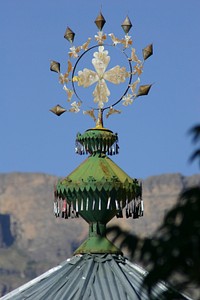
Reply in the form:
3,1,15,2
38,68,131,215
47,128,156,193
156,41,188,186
56,154,142,223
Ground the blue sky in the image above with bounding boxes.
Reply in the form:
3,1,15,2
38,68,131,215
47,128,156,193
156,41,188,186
1,0,200,179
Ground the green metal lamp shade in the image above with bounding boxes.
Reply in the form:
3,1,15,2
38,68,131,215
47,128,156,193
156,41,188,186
75,128,119,156
55,153,142,223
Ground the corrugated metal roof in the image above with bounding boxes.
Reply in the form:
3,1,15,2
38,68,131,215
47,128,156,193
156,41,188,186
1,254,191,300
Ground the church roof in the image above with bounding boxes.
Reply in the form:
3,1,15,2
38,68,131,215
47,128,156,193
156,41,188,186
1,254,191,300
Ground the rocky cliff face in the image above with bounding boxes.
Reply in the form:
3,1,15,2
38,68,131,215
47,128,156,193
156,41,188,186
0,172,200,296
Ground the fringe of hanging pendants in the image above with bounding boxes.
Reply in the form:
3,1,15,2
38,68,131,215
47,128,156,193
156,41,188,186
53,197,79,219
75,139,119,155
53,192,144,219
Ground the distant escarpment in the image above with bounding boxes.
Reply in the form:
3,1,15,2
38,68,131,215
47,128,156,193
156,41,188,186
0,172,199,296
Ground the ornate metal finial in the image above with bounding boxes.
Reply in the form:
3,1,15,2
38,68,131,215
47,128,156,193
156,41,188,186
121,16,132,34
51,12,150,254
50,11,153,127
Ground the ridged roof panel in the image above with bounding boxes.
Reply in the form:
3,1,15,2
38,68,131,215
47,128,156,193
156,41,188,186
1,254,191,300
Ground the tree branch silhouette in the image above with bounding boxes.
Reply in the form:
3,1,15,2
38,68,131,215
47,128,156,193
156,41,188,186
107,124,200,299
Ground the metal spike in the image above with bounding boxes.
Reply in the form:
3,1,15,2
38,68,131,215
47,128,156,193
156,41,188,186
76,199,79,212
50,105,66,116
112,146,115,155
141,200,144,215
121,16,132,34
53,201,60,217
136,84,152,97
50,60,60,73
80,199,84,211
86,198,89,211
142,44,153,60
132,200,136,219
64,27,75,43
116,143,119,154
115,200,119,210
92,199,95,210
99,198,102,210
107,197,111,209
126,199,128,209
95,12,106,30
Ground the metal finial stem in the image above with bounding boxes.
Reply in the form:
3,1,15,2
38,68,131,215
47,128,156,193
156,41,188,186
95,109,104,128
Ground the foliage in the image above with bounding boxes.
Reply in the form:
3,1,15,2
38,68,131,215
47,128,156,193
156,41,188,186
189,125,200,166
108,125,200,299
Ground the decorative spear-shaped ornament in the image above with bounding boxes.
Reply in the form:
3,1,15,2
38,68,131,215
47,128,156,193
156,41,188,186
50,60,60,73
50,105,66,116
64,27,75,43
137,84,152,97
143,44,153,60
95,12,106,30
121,16,132,34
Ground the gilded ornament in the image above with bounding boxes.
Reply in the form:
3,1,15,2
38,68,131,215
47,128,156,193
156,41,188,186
137,84,152,97
50,61,60,73
50,105,66,116
121,16,132,34
64,27,75,43
50,11,153,122
143,44,153,60
95,12,106,30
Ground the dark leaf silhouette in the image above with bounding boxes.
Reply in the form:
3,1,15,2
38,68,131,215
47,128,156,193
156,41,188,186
189,125,200,143
108,123,200,299
189,149,200,165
